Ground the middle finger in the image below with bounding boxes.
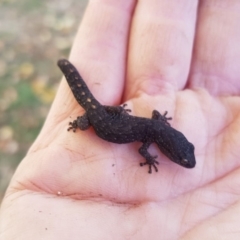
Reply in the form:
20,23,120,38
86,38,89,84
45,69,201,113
125,0,198,99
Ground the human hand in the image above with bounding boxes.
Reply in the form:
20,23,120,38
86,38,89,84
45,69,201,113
1,1,240,239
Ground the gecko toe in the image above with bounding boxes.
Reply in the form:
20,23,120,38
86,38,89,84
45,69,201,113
140,156,159,173
67,120,78,132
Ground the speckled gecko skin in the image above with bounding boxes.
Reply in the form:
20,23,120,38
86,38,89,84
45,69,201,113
57,59,196,173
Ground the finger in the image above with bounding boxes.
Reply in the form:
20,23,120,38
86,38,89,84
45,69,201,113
189,0,240,96
125,0,198,99
68,0,136,105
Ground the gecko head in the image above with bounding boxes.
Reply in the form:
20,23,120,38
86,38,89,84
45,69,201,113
175,142,196,168
156,131,196,168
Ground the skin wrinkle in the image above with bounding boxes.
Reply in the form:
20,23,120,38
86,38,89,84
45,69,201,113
182,201,240,239
207,98,240,152
33,143,139,202
179,174,240,236
14,188,140,208
132,75,176,97
172,165,240,226
204,167,240,201
151,163,240,209
195,74,237,96
179,194,193,235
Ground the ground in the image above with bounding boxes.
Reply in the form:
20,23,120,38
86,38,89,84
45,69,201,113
0,0,87,202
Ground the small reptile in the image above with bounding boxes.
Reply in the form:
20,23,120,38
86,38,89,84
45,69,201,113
57,59,196,173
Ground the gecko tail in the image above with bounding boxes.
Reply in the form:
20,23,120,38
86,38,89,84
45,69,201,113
57,59,101,110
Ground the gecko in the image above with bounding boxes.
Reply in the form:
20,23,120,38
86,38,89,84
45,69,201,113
57,59,196,173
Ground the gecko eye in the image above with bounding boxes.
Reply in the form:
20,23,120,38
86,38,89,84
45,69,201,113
181,158,189,165
180,156,196,168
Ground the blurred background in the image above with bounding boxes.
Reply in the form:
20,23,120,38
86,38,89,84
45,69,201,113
0,0,87,203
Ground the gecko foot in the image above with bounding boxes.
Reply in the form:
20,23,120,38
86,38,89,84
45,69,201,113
152,110,172,126
68,120,78,132
68,115,90,132
122,103,131,114
140,156,159,174
163,111,172,121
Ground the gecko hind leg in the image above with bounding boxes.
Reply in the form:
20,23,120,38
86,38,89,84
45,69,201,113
68,113,91,132
139,142,159,173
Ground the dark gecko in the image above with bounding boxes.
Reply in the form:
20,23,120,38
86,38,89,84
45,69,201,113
57,59,196,173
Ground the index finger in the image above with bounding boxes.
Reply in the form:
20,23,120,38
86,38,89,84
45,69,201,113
59,0,136,108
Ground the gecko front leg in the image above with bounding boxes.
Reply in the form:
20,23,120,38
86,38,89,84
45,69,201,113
139,141,159,173
104,103,131,117
152,110,172,126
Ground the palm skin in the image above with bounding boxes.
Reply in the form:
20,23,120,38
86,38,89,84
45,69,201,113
1,1,240,239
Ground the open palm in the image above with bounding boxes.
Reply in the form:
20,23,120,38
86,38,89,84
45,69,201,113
1,1,240,239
